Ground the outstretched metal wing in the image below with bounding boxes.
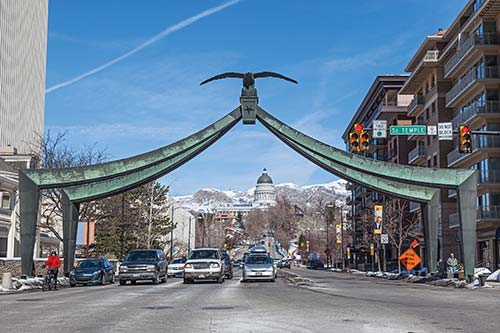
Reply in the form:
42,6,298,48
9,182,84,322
254,72,298,84
200,72,244,85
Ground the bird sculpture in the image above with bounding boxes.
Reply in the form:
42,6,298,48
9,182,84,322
200,71,298,96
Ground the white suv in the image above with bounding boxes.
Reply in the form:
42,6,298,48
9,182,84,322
183,248,224,284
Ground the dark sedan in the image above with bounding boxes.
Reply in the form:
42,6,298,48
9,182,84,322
70,258,115,287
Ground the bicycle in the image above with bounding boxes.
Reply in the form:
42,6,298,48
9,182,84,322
42,268,57,291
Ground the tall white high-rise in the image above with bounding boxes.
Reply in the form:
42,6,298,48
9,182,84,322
0,0,48,154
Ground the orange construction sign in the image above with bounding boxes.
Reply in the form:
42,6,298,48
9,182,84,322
399,248,421,270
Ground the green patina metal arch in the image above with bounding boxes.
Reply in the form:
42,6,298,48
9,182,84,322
19,87,477,281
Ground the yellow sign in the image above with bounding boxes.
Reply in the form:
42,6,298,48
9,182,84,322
370,243,374,256
336,224,342,244
399,248,421,270
373,205,383,235
347,248,351,259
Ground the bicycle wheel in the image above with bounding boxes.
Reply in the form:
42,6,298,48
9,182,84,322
42,276,49,291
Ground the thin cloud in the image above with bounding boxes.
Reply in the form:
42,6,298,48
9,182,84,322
46,0,241,94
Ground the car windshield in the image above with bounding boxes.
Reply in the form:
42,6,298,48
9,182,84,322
126,251,157,261
246,255,272,265
170,258,185,264
77,260,101,269
189,250,219,259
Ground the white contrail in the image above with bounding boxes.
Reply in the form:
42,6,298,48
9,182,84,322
46,0,241,94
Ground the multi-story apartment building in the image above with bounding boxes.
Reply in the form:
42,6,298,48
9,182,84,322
0,0,48,258
440,0,500,270
399,30,457,263
342,75,413,269
402,0,500,270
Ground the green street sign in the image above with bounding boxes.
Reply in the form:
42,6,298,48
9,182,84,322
389,125,427,135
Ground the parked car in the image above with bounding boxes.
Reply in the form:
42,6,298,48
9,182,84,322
70,258,115,287
306,259,325,270
250,245,267,254
221,251,233,279
167,257,187,278
278,259,291,269
242,253,276,282
119,249,167,285
183,248,225,284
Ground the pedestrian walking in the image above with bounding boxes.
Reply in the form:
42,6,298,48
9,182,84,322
447,253,458,274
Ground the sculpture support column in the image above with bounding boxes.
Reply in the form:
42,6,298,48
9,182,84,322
458,174,478,282
62,192,79,276
423,190,440,274
19,173,40,277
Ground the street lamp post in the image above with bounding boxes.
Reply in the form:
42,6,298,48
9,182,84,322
340,205,344,270
325,203,334,268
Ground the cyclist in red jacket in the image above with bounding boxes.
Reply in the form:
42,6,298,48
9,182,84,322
44,251,61,289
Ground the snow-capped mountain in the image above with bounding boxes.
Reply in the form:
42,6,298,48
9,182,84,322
173,179,348,212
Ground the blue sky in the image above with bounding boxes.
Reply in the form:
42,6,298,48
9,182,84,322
45,0,464,196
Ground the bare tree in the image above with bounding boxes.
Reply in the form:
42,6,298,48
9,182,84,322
384,199,421,273
28,131,108,241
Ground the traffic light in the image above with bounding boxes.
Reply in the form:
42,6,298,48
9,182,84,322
349,123,364,152
459,125,472,153
359,130,370,151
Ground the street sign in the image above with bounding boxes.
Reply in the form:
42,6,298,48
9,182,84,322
427,125,437,136
373,120,387,138
381,234,389,244
438,122,453,141
390,125,426,135
410,239,419,248
399,248,421,270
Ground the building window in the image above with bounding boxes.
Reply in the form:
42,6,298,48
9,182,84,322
1,193,10,209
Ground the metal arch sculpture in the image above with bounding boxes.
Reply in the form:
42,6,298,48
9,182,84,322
19,73,477,281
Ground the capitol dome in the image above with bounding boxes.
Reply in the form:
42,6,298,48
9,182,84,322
257,168,273,184
253,168,276,209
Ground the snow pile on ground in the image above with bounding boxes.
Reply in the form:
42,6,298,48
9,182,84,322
4,276,70,292
474,267,492,278
486,269,500,282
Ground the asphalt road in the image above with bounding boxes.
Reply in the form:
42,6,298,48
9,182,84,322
1,268,498,332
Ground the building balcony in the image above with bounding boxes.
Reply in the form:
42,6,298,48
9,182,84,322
407,95,425,117
401,50,440,95
449,212,460,229
446,66,500,108
451,101,500,129
477,205,500,222
444,32,500,78
408,145,426,164
478,170,500,185
447,135,500,167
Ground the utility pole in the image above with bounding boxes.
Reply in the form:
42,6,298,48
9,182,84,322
340,205,344,270
120,193,125,261
188,216,192,253
147,183,154,249
170,205,175,259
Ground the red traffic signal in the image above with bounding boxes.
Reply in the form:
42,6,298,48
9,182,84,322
354,123,364,133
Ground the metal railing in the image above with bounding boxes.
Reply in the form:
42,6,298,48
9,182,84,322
446,66,500,106
448,135,500,166
451,100,500,128
477,205,500,220
408,145,426,163
423,49,439,62
408,95,424,115
445,32,500,77
449,213,460,228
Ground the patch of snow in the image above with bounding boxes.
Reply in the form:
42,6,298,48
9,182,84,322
486,269,500,282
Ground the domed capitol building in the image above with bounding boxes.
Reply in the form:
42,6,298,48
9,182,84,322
253,168,277,209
